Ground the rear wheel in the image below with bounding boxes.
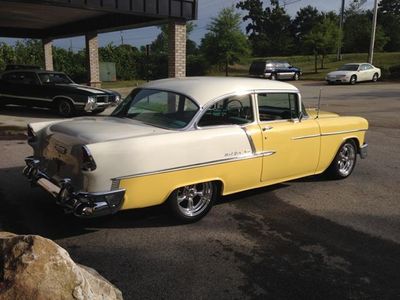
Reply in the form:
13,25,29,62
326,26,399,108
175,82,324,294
167,181,218,223
326,140,357,179
56,99,75,117
372,73,379,82
270,73,277,80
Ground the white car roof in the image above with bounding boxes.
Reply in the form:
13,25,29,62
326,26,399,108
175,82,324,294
141,76,299,107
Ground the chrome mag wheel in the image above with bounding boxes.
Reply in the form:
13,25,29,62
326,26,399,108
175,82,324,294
177,183,213,217
326,140,357,179
168,181,217,222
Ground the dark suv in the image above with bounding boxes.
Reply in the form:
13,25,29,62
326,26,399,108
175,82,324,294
0,69,121,116
249,60,302,81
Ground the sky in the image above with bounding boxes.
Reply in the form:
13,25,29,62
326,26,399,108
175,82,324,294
0,0,376,51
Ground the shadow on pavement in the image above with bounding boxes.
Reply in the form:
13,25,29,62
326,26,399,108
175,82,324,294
0,105,61,119
2,165,400,299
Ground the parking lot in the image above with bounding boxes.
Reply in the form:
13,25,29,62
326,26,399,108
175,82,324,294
0,80,399,299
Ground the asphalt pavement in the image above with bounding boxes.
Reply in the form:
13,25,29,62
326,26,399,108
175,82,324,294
0,80,399,299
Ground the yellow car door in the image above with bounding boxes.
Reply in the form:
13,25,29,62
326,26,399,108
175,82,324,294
256,92,320,182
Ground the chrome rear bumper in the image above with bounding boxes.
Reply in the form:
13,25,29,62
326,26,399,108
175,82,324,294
23,156,125,218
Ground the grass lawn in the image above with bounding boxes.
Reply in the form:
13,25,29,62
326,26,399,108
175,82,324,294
100,52,399,88
228,52,400,80
102,79,146,89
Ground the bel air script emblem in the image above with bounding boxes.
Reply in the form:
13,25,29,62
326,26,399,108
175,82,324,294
54,144,67,155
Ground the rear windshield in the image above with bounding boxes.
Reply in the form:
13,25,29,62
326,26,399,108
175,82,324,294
112,88,199,129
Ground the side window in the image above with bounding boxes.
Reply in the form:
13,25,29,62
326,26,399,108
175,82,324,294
20,72,39,85
257,93,299,121
2,72,20,84
3,72,39,85
198,94,254,127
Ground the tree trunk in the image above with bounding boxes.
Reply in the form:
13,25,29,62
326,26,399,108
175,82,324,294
314,50,318,73
225,57,229,77
320,54,325,69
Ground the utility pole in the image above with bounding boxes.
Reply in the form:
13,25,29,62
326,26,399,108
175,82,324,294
368,0,379,64
337,0,345,61
120,31,124,45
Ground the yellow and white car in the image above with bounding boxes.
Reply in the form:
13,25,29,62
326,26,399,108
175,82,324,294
24,77,368,222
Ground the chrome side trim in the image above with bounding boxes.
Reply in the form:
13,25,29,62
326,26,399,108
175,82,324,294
0,93,52,102
292,134,321,140
321,129,367,136
292,129,366,140
260,150,276,157
114,150,276,180
242,127,256,154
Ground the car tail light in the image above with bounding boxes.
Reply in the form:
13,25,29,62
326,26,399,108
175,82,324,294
81,146,97,171
27,125,36,142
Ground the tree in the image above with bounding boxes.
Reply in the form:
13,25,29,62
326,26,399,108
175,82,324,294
304,18,340,73
291,5,323,53
379,0,400,51
343,7,389,53
200,7,250,76
236,0,294,56
150,22,197,55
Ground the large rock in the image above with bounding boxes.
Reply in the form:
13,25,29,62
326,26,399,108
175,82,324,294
0,232,123,300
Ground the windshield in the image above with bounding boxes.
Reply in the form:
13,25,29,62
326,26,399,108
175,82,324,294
38,72,74,84
338,64,359,71
112,88,199,129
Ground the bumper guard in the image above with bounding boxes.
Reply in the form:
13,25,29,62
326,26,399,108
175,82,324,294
23,156,125,218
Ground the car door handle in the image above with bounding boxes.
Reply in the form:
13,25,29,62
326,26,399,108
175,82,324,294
262,126,273,131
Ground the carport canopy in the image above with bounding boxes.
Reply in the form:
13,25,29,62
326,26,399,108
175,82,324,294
0,0,197,84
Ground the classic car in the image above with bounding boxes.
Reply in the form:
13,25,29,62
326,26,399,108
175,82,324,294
325,63,381,85
0,69,121,116
249,60,302,80
23,77,368,222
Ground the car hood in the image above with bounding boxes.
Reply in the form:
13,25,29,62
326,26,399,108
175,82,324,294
47,117,170,144
326,70,354,77
54,84,118,96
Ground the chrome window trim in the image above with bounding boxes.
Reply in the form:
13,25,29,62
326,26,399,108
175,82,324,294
254,90,304,123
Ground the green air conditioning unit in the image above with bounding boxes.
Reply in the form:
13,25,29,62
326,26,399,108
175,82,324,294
100,62,116,82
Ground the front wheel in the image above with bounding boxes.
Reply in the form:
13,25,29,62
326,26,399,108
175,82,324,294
326,140,357,179
293,73,300,80
350,75,357,85
270,73,277,80
372,73,379,82
167,181,218,223
56,99,75,117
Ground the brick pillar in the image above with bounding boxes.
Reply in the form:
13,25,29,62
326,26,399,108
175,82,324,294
168,20,186,78
85,32,101,87
42,38,53,71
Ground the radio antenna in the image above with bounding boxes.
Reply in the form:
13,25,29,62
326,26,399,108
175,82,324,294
316,88,322,119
